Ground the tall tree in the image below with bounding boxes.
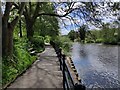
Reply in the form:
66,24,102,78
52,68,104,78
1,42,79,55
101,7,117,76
23,2,41,39
34,15,59,38
78,25,87,42
2,2,25,57
68,30,78,41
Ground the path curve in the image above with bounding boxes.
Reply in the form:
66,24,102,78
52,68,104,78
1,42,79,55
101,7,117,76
7,45,63,89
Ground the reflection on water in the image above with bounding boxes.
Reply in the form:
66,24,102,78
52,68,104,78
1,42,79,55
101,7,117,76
71,42,119,89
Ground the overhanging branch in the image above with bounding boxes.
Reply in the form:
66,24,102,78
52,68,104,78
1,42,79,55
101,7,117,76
10,2,26,30
37,7,76,18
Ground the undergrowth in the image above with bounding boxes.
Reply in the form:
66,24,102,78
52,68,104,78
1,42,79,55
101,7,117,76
2,37,37,86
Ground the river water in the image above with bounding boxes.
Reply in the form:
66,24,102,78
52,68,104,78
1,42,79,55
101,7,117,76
71,42,120,89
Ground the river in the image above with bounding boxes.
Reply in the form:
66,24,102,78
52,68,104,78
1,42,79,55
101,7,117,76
71,42,120,89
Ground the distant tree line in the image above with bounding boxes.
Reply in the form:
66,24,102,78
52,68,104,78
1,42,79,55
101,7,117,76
67,23,119,45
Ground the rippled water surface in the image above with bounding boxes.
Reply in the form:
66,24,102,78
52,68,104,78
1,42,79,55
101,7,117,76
71,42,119,89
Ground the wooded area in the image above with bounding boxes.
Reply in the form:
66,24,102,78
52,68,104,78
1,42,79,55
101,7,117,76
1,2,120,88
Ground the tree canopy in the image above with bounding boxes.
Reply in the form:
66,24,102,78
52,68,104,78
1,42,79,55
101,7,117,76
1,2,120,56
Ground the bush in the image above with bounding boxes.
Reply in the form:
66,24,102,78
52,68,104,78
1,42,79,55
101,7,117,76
30,36,45,52
85,38,95,43
95,39,103,43
2,38,36,86
44,36,51,43
51,36,72,55
60,36,72,52
103,38,117,45
51,36,62,48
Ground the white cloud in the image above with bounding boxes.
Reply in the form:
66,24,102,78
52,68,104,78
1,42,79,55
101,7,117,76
56,6,67,15
60,28,70,35
73,2,85,9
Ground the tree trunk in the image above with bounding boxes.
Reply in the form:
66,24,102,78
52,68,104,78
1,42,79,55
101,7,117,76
7,26,13,57
2,2,25,57
2,18,8,56
19,19,22,37
26,20,34,39
2,21,13,57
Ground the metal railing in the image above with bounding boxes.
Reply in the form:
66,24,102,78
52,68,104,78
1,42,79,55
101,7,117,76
50,41,86,90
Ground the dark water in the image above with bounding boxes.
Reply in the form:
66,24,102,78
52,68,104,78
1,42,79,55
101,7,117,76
71,42,120,89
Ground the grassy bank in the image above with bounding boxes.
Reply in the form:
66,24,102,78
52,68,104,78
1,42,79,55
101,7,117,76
2,36,45,88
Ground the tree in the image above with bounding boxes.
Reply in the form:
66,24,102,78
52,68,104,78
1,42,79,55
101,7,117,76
34,15,59,38
68,30,77,41
2,2,25,57
3,2,119,57
78,25,87,42
18,2,100,39
23,2,42,39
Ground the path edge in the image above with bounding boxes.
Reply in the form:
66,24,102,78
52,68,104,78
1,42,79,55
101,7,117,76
2,53,42,90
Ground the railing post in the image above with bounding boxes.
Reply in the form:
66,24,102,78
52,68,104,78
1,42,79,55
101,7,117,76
74,83,86,90
62,54,66,90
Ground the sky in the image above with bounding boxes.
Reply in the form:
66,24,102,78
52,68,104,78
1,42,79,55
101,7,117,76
56,2,120,35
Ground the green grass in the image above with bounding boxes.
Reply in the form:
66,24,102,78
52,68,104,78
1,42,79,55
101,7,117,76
2,36,44,87
2,48,37,86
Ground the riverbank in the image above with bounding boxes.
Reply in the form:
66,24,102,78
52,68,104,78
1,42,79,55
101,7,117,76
76,41,120,46
6,45,63,89
84,39,120,45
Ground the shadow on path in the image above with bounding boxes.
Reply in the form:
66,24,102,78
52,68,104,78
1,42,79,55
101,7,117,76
7,46,63,89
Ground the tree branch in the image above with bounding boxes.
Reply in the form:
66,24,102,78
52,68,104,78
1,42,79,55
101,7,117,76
37,7,76,18
33,2,40,20
10,2,26,30
3,2,13,21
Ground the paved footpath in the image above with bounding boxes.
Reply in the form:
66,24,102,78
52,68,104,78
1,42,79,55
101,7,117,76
7,45,63,89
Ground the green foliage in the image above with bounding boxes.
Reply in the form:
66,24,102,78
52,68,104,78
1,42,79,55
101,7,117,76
13,21,27,39
30,36,45,52
52,36,72,55
68,30,78,41
2,37,37,86
95,39,103,43
34,16,59,38
60,36,72,52
2,61,18,85
44,36,51,43
85,26,119,45
101,28,118,44
33,3,59,39
78,25,87,41
85,38,95,43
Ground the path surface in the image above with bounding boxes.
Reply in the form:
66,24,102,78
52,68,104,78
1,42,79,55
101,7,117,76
7,45,63,89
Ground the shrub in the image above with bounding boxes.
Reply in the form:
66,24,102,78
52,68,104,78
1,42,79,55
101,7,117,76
2,37,36,86
30,36,45,52
85,38,95,43
95,39,103,43
51,36,72,55
44,36,51,43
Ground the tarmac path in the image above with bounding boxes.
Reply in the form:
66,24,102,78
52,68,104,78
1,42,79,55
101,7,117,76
7,45,63,89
